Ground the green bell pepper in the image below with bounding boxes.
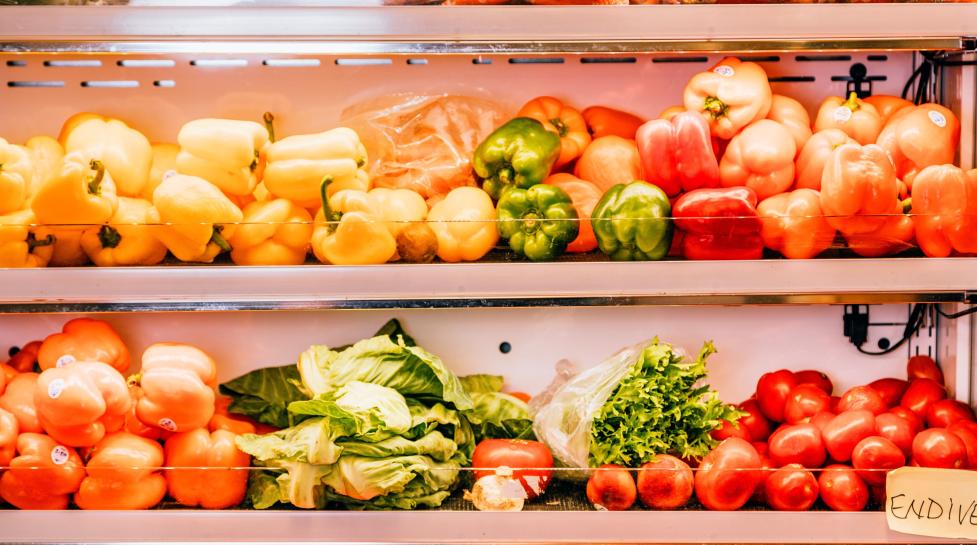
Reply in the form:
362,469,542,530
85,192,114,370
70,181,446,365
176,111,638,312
473,117,561,201
497,184,579,262
592,181,673,261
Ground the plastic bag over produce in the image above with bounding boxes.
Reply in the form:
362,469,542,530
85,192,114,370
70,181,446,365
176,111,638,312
340,94,512,204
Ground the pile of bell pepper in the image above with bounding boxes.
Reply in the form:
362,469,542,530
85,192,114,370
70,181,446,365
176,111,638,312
0,318,269,510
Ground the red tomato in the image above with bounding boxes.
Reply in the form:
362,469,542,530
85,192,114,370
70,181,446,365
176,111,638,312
829,396,842,413
875,412,915,459
768,423,826,468
947,420,977,469
868,378,909,408
751,441,769,457
756,370,797,423
925,399,976,429
851,436,905,487
636,455,693,509
751,453,774,505
912,428,968,469
794,370,833,395
900,378,946,417
907,355,944,385
711,419,751,442
784,384,831,424
764,464,819,511
693,437,762,511
888,406,924,434
837,385,887,415
587,464,636,511
818,464,869,512
472,439,553,499
822,410,877,462
810,411,836,433
738,399,773,442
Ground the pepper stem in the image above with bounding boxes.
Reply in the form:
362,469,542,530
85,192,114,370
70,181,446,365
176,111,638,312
210,225,232,252
263,112,276,143
843,91,860,111
901,198,913,214
87,160,105,196
98,225,122,249
549,118,568,137
703,96,729,120
319,176,341,230
26,232,55,252
498,168,513,185
126,373,142,388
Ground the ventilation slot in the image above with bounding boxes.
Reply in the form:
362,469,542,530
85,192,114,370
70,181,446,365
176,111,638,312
508,57,564,65
82,80,139,88
335,58,392,66
796,55,852,62
118,60,176,68
407,58,428,65
44,60,101,67
5,60,26,67
738,55,781,63
472,58,492,65
154,80,176,88
831,75,886,82
7,81,65,88
769,76,816,83
262,59,321,67
652,56,709,64
867,55,889,62
580,57,636,64
190,59,248,68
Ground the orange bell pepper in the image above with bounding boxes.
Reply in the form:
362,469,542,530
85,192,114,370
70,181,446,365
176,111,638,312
876,104,960,190
767,94,812,156
0,372,41,433
38,318,130,373
795,129,856,191
814,92,883,146
757,188,836,259
517,96,591,169
0,407,18,466
845,199,914,257
0,433,85,509
719,119,796,200
543,173,601,253
0,363,16,387
74,432,167,510
683,57,773,140
911,164,977,257
164,428,250,509
659,105,686,121
820,143,899,235
864,95,914,126
35,361,131,447
7,340,41,373
133,343,217,433
574,136,642,193
124,386,164,441
582,106,645,140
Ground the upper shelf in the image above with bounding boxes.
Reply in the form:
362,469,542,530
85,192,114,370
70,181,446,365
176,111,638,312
2,5,976,53
1,258,973,312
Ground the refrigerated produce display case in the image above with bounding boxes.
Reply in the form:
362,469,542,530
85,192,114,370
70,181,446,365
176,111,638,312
2,2,977,544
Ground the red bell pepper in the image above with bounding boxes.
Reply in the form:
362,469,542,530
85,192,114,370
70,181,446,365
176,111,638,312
635,111,721,198
673,187,764,260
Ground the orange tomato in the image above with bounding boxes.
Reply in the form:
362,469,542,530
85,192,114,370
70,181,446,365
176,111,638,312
517,96,591,168
544,173,601,253
574,135,643,193
582,106,645,140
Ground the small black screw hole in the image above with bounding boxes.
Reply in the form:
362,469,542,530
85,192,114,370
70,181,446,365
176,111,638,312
499,342,512,354
877,338,891,350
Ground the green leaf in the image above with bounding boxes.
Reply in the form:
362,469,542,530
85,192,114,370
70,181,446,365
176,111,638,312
468,391,535,441
288,381,413,442
219,364,308,428
459,374,505,394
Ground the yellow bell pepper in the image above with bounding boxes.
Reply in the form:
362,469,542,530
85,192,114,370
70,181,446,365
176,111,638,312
176,119,269,197
142,143,179,201
153,174,243,263
47,229,88,267
229,198,312,265
32,152,118,227
0,138,32,216
312,178,396,265
80,197,167,266
59,113,153,198
368,187,428,238
263,127,369,208
0,209,54,268
427,187,498,263
23,136,65,200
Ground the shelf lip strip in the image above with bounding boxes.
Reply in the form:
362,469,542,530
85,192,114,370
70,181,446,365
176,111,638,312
0,258,975,311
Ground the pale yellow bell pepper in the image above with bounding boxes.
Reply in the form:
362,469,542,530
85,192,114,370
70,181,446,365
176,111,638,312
59,113,153,198
48,229,89,267
176,119,269,197
81,197,167,266
32,152,118,227
153,174,243,263
229,198,312,266
263,127,369,209
312,179,396,265
367,187,428,238
23,136,65,200
0,138,32,216
0,210,54,268
427,187,498,263
142,143,180,201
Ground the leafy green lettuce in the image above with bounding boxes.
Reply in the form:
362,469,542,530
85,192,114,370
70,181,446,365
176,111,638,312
460,374,535,441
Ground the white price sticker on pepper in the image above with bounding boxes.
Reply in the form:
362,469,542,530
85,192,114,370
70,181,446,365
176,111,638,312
713,65,735,77
886,467,977,540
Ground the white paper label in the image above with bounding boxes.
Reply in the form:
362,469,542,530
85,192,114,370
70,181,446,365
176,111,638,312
713,65,735,77
50,445,69,465
47,378,65,399
928,110,947,128
158,417,177,432
886,467,977,540
55,354,76,368
833,106,853,123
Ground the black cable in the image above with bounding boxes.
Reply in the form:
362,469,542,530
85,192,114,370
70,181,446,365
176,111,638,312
934,304,977,320
855,303,927,356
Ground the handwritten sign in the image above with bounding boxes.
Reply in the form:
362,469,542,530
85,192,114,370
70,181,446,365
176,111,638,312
886,467,977,540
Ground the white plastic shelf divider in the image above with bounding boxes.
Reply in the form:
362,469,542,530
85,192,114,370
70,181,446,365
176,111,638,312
0,258,974,311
